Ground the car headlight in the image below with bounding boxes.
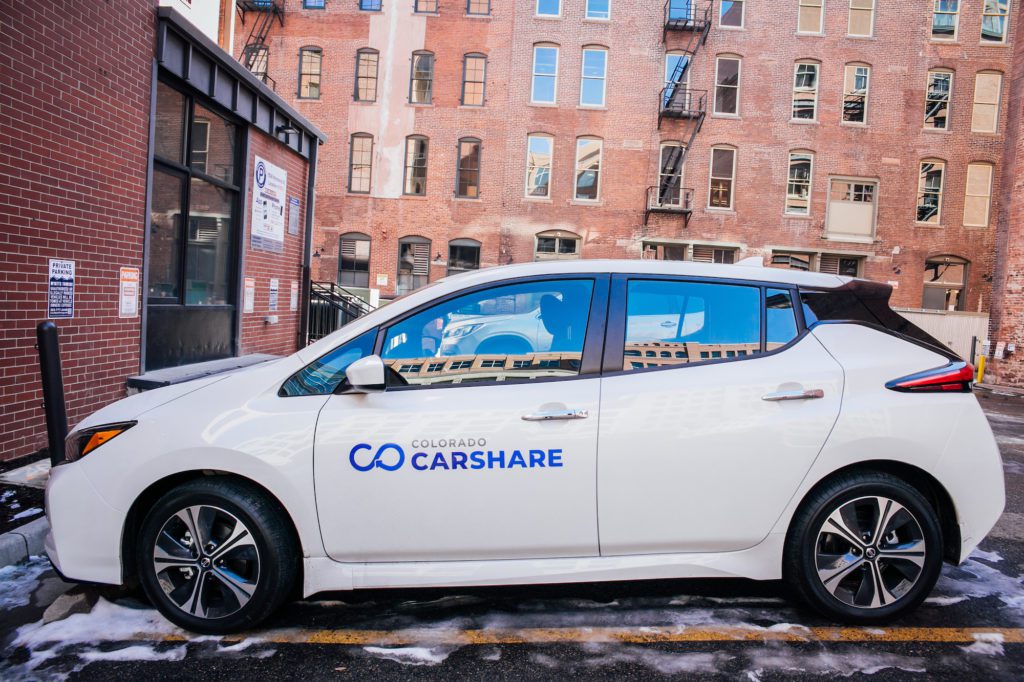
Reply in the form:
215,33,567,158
63,421,136,463
445,323,483,339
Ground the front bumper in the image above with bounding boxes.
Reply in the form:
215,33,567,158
45,461,126,585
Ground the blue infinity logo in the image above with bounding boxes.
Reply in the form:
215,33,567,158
349,443,405,472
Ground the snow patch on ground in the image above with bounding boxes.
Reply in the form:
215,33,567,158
961,632,1005,656
746,650,927,677
362,646,452,666
580,643,728,675
10,507,41,521
78,644,187,663
0,555,50,609
931,551,1024,615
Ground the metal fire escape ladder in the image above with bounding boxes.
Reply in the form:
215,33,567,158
237,0,284,85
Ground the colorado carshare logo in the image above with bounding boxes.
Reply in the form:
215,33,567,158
348,443,564,472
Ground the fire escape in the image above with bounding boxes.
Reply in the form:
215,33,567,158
646,0,712,228
237,0,284,90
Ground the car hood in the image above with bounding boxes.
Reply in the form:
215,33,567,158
73,374,232,432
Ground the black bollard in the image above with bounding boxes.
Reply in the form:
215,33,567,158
36,321,69,466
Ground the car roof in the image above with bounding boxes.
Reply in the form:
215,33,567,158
298,259,849,362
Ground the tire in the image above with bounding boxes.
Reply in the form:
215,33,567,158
135,477,298,634
783,471,943,624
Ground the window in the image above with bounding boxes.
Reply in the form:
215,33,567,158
535,230,580,261
246,45,269,82
298,47,322,99
657,142,686,207
786,152,814,215
714,56,740,115
848,0,874,35
410,51,434,104
798,0,824,33
461,54,487,106
692,245,737,264
917,159,945,224
580,47,607,107
964,163,994,227
359,0,382,10
925,70,953,129
623,280,762,371
709,146,736,209
586,0,610,19
467,0,491,15
981,0,1010,42
664,52,690,108
532,45,559,104
825,179,877,239
190,119,209,175
972,71,1002,133
348,133,373,193
771,252,812,271
382,279,594,385
766,289,799,349
818,254,862,277
280,329,376,397
355,49,379,102
843,64,870,123
721,0,744,27
537,0,561,16
525,134,553,197
932,1,959,40
923,256,968,311
456,137,482,198
304,0,326,7
403,136,429,196
792,61,819,120
397,236,431,295
339,233,371,288
415,0,438,12
574,137,602,201
448,238,481,275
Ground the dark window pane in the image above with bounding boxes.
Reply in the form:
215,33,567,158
457,139,481,198
766,288,798,347
397,239,430,295
149,168,185,301
339,235,370,288
155,82,186,163
191,103,236,182
281,329,376,396
186,178,235,305
448,244,480,273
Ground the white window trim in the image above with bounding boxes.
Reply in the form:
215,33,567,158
665,51,690,88
585,0,611,20
535,0,561,17
524,133,554,198
785,151,815,216
658,142,687,208
932,0,960,41
719,0,745,29
925,69,954,130
823,176,880,242
713,55,742,116
972,71,1003,133
842,63,871,125
708,146,737,211
791,61,820,122
531,45,559,104
847,0,875,37
916,159,946,225
579,47,608,107
797,0,825,35
574,137,603,202
981,0,1011,44
964,163,994,227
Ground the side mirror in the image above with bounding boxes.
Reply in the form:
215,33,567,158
343,355,387,394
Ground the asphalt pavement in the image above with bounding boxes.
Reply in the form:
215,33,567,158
2,389,1024,680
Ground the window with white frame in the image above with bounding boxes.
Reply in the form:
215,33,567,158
714,56,740,115
537,0,560,17
917,159,946,224
532,45,559,104
574,137,602,201
525,134,553,197
586,0,610,19
657,142,686,207
708,146,736,209
932,0,959,40
972,71,1002,133
580,47,607,106
848,0,874,36
964,163,994,227
720,0,744,27
982,0,1010,42
792,61,820,120
786,152,814,215
925,70,953,129
825,178,877,239
798,0,824,33
843,64,870,123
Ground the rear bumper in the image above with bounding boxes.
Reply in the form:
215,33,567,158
45,461,125,585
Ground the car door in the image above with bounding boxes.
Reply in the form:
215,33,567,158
597,276,844,555
313,275,608,562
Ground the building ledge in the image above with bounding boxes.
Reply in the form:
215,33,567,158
127,354,280,391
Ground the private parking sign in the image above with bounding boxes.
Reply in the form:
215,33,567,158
47,259,74,319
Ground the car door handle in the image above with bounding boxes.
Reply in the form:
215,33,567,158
660,321,675,328
522,409,590,422
762,389,825,402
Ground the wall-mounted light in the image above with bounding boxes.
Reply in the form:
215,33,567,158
433,252,443,264
313,249,322,259
277,124,300,139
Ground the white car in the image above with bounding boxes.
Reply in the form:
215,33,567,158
46,260,1004,634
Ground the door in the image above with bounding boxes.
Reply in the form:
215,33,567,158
597,278,843,555
314,276,608,562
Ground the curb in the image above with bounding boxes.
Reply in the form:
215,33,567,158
0,516,49,568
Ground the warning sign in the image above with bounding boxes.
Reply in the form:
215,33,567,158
47,259,75,319
119,267,140,318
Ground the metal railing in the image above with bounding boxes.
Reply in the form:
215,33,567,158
660,86,707,121
308,281,375,342
663,0,713,31
645,186,695,227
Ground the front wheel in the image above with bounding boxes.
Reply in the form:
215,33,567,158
136,478,298,634
784,471,943,624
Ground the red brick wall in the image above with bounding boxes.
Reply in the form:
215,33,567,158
0,0,155,461
239,128,310,356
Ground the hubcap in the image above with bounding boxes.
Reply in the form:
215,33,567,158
152,505,260,620
814,496,926,609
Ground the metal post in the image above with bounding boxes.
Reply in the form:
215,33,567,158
970,335,978,365
36,322,69,466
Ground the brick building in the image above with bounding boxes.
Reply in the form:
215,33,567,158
238,0,1016,324
0,2,324,462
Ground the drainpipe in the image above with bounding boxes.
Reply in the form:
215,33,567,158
299,138,319,348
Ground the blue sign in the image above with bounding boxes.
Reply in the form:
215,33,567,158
349,443,564,473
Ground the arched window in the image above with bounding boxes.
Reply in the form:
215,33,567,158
298,46,322,99
354,48,379,102
792,59,821,120
535,230,581,261
448,238,481,275
923,255,969,311
525,133,553,197
403,135,429,196
409,51,434,104
917,158,946,224
657,141,686,208
338,232,371,288
925,69,954,130
786,150,814,215
456,137,482,198
462,53,487,106
972,71,1003,133
579,46,608,107
708,145,737,209
574,136,603,201
397,236,431,295
348,133,373,194
714,54,741,115
843,63,870,124
532,43,559,104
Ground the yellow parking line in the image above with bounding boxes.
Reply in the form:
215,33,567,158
157,626,1024,646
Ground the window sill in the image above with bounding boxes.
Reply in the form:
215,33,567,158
718,25,745,31
465,14,493,20
929,39,959,45
914,222,945,229
705,207,736,215
458,104,487,109
534,14,562,20
790,118,819,125
971,130,1001,136
822,234,875,245
711,113,741,120
571,199,603,207
413,11,440,16
529,101,559,108
963,224,991,230
783,213,813,220
452,196,484,202
840,121,869,128
407,102,434,108
523,196,554,203
401,194,430,201
296,97,322,102
922,127,952,134
347,192,372,197
583,17,611,24
352,100,378,106
795,31,825,37
979,41,1010,47
845,34,876,40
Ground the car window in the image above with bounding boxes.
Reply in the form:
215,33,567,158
766,288,799,349
623,280,761,371
279,329,377,396
381,279,594,385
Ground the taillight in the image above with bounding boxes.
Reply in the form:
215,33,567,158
885,361,975,393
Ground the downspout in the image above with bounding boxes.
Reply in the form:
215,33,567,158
299,137,319,348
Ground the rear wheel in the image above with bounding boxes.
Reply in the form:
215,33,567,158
784,471,943,624
136,478,297,634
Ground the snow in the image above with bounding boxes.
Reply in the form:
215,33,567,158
930,551,1024,616
746,650,927,677
10,507,42,521
78,645,187,663
363,646,451,666
961,632,1005,656
0,555,50,609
